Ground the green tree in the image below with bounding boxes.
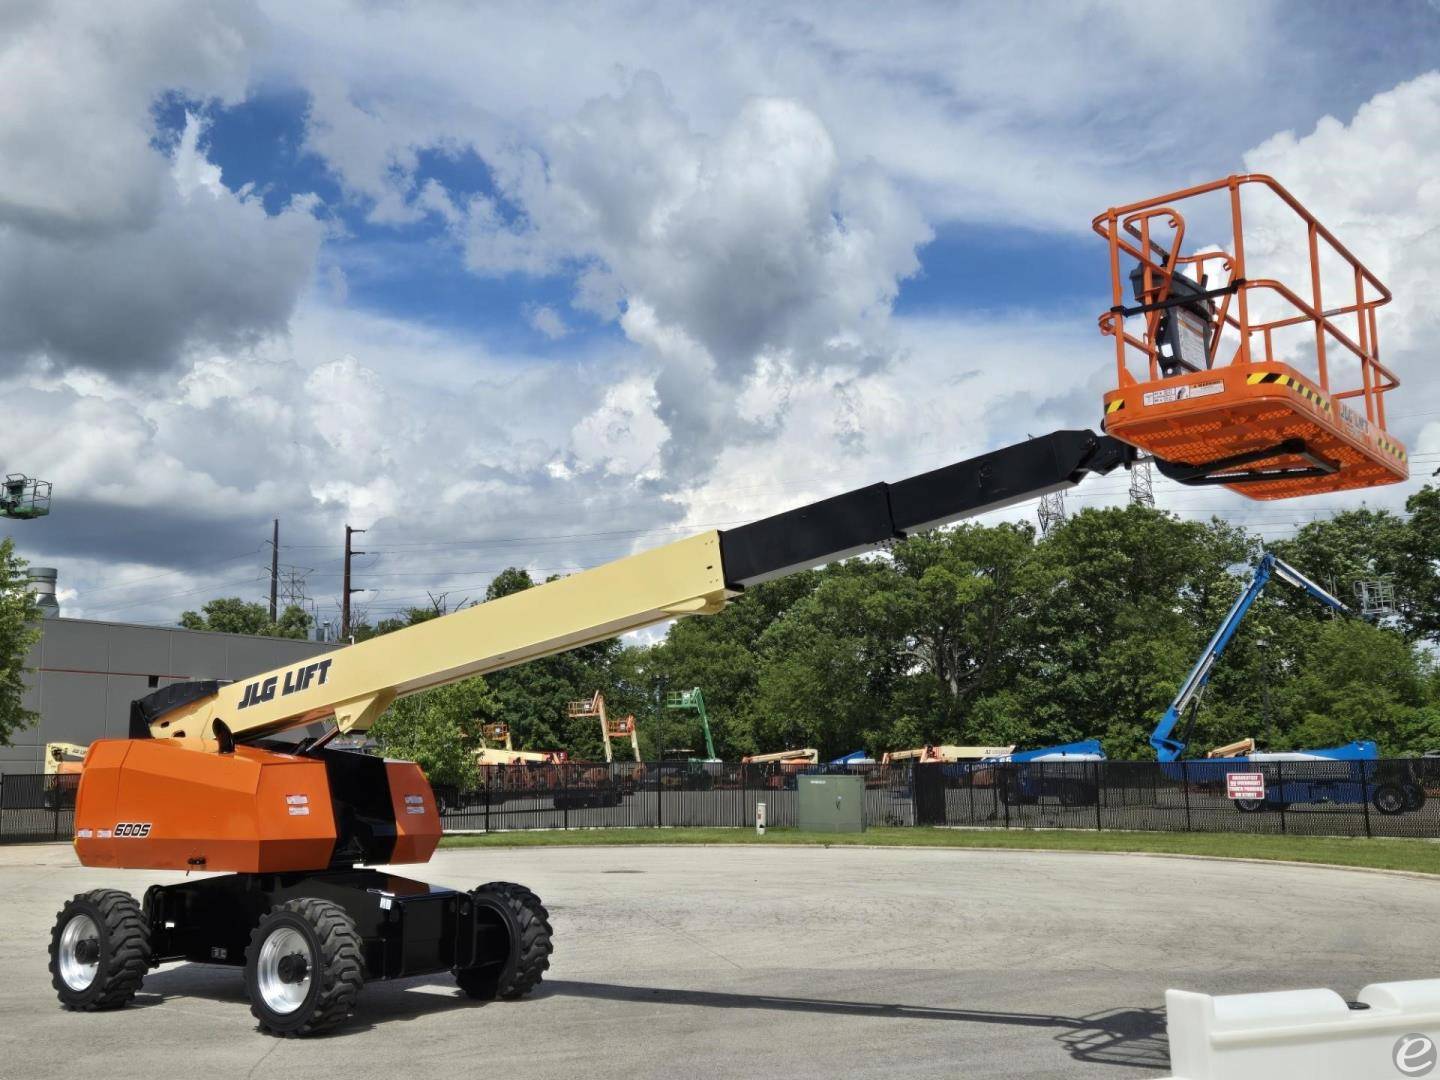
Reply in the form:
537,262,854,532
754,560,901,757
370,676,501,788
0,538,42,747
486,567,536,601
351,605,442,642
641,572,820,757
1275,619,1440,754
1398,485,1440,643
179,598,313,640
1001,507,1254,757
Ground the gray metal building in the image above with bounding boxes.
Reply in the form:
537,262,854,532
4,617,336,774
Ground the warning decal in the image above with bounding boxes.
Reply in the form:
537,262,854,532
1142,380,1224,408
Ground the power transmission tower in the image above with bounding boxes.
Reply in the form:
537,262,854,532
277,565,311,609
1037,490,1068,536
342,525,366,641
1128,459,1155,508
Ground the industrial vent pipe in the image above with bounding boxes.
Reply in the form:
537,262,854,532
26,567,59,618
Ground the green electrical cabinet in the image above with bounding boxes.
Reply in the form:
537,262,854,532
797,775,865,833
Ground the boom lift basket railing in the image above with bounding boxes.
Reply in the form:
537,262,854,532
1,474,51,519
1094,175,1407,499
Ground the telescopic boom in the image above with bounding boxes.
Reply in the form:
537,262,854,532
140,429,1133,752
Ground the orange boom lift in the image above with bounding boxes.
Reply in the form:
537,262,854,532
48,177,1406,1038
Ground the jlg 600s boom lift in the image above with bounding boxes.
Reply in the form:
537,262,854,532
52,176,1406,1035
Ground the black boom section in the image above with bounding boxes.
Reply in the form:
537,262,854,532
888,428,1131,532
717,430,1131,588
715,482,898,588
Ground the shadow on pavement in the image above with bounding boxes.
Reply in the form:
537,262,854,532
135,965,1169,1069
542,980,1169,1072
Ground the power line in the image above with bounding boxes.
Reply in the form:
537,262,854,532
65,546,265,599
82,573,270,617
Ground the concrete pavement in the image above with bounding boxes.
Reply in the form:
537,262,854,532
2,841,1437,1079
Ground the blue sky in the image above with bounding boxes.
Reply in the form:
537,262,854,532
3,1,1439,626
158,0,1440,348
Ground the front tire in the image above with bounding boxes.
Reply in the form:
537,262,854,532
49,889,151,1011
455,882,553,1001
244,898,364,1036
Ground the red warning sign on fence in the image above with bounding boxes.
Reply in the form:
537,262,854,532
1226,773,1266,800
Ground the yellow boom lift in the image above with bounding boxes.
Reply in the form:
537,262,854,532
473,722,564,766
43,742,88,809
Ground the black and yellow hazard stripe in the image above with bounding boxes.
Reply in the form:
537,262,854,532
1105,398,1125,415
1246,369,1333,413
1376,433,1408,464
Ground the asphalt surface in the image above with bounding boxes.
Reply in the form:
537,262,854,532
3,842,1438,1080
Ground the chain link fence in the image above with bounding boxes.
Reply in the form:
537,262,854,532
4,757,1439,842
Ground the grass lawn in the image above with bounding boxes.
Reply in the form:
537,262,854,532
440,826,1440,875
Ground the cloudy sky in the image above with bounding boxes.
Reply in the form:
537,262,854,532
3,0,1439,630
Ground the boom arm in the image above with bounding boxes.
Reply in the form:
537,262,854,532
141,429,1132,752
1148,553,1346,762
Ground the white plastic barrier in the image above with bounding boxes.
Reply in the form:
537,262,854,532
1163,979,1440,1079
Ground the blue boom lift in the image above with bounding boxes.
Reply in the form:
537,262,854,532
993,740,1108,807
1151,553,1422,815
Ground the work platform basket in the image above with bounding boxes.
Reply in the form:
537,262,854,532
1095,175,1406,499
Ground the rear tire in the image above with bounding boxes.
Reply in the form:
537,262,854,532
1403,783,1427,812
244,898,364,1036
1233,798,1266,813
1373,783,1407,816
455,882,553,1001
49,889,151,1011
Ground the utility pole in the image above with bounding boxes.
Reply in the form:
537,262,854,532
342,525,366,641
268,519,279,621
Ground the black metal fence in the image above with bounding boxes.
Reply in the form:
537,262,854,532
435,761,917,834
915,757,1440,839
0,772,77,842
5,757,1440,843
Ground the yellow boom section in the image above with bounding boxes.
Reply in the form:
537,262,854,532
151,532,731,750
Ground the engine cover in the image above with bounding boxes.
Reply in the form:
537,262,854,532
73,740,440,873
